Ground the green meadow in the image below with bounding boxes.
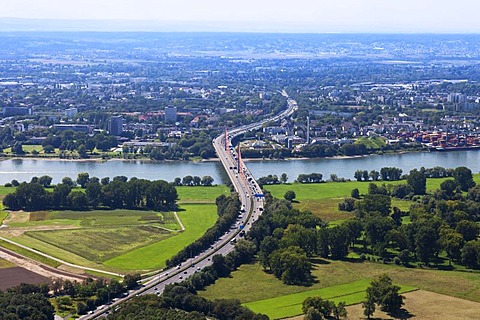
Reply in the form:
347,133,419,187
200,260,480,319
245,279,415,319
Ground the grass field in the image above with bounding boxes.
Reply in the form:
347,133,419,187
103,204,218,271
200,259,480,317
245,279,415,319
263,174,480,222
176,185,229,204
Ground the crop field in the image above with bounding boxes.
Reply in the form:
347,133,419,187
7,210,180,230
103,204,218,271
245,279,415,319
1,207,217,272
200,259,480,317
0,184,227,272
25,226,172,263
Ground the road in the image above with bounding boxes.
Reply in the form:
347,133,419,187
84,92,297,319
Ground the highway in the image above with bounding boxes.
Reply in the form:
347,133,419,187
84,92,297,319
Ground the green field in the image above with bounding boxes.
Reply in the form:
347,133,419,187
8,210,180,230
200,260,480,318
26,226,173,263
0,185,227,272
263,175,480,222
103,204,218,270
176,185,229,204
245,279,415,319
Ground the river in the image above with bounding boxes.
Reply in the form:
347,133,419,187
0,150,479,185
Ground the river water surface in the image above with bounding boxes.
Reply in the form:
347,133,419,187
0,150,479,184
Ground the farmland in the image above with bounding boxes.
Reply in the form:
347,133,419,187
0,186,227,272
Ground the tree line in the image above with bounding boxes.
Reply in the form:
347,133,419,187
3,173,177,211
165,194,242,268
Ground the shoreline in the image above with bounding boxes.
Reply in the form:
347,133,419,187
0,148,456,164
0,149,439,164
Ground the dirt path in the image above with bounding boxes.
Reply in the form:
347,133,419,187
0,247,85,282
174,211,186,231
0,236,123,277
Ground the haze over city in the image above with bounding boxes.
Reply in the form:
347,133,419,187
0,0,480,33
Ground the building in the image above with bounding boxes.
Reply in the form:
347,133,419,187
108,115,124,136
65,107,78,118
53,124,91,133
164,106,177,123
3,107,32,117
447,93,467,104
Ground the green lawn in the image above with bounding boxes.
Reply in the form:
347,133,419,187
200,260,480,316
103,204,218,271
176,185,230,204
245,279,415,319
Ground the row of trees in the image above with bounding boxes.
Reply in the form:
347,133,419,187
172,175,214,187
353,167,402,182
3,175,178,211
166,194,241,268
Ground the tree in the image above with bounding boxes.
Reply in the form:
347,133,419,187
366,274,404,314
369,170,380,181
362,295,376,320
415,225,440,265
77,144,88,158
38,175,53,188
269,246,311,285
280,173,288,184
284,190,296,202
439,228,464,263
302,297,334,318
304,307,323,320
182,175,193,186
12,141,24,154
456,220,480,242
461,241,480,269
67,191,88,210
43,144,55,153
123,273,141,289
351,188,360,199
354,170,363,181
85,181,102,208
453,166,475,192
407,169,426,195
201,175,214,186
62,177,76,188
76,172,90,188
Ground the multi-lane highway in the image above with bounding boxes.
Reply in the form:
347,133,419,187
84,92,297,319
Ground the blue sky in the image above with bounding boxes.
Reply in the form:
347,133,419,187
0,0,479,33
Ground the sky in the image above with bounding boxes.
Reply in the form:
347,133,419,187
0,0,480,33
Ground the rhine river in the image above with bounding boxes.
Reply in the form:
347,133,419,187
0,150,479,185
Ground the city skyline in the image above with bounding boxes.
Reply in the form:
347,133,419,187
0,0,480,33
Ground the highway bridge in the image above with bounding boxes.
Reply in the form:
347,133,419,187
84,92,297,319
